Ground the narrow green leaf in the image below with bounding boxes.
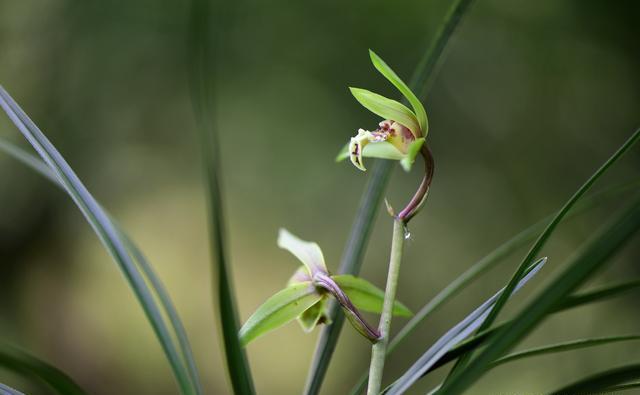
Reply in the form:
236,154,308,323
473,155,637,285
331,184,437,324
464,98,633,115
602,381,640,393
384,258,547,395
0,86,196,395
491,335,640,367
0,132,203,395
239,283,323,346
347,182,640,395
121,234,203,395
332,275,412,317
417,277,640,380
0,344,87,395
449,128,640,378
304,0,477,392
557,278,640,310
369,50,428,136
187,0,255,392
439,195,640,395
400,138,425,172
349,88,420,135
277,229,328,275
548,364,640,395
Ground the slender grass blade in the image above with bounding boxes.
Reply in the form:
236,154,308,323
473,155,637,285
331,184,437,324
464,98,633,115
0,137,204,395
439,195,640,395
449,129,640,375
0,344,86,395
0,86,196,395
187,0,255,393
384,258,546,395
548,364,640,395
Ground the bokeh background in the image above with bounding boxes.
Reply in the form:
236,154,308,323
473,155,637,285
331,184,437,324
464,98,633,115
1,0,639,394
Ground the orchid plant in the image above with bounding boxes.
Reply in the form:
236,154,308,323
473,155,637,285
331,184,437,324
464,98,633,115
240,51,436,395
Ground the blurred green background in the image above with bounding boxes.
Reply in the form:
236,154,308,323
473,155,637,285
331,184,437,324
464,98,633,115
0,0,639,394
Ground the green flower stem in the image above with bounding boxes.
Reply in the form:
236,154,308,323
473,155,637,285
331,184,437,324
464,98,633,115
368,218,406,394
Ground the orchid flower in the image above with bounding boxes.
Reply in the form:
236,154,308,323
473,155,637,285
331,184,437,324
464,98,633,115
238,229,412,346
337,50,429,172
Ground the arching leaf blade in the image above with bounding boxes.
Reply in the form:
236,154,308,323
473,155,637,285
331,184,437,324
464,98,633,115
439,196,640,395
548,364,640,395
384,258,547,395
0,86,196,395
0,344,87,395
239,283,322,346
0,137,204,395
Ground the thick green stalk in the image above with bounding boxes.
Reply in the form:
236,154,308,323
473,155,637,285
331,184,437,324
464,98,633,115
367,219,406,394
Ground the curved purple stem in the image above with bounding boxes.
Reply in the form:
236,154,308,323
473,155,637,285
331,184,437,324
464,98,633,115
312,272,381,343
397,144,435,223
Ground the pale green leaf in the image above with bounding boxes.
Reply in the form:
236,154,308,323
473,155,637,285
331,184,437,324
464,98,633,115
400,138,425,172
332,275,412,317
277,229,328,275
239,282,322,346
369,50,428,136
349,88,420,136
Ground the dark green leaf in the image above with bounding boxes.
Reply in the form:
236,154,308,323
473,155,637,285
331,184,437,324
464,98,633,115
548,364,640,395
418,277,640,379
601,381,640,393
0,344,87,395
491,335,640,367
0,133,203,395
187,0,255,392
557,278,640,310
384,258,546,395
348,181,640,395
448,128,640,379
439,195,640,395
0,86,197,395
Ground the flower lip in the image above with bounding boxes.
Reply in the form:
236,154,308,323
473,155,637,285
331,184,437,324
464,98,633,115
348,119,418,172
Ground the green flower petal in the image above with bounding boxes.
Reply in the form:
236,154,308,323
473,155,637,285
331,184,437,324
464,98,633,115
369,50,428,137
349,87,420,136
